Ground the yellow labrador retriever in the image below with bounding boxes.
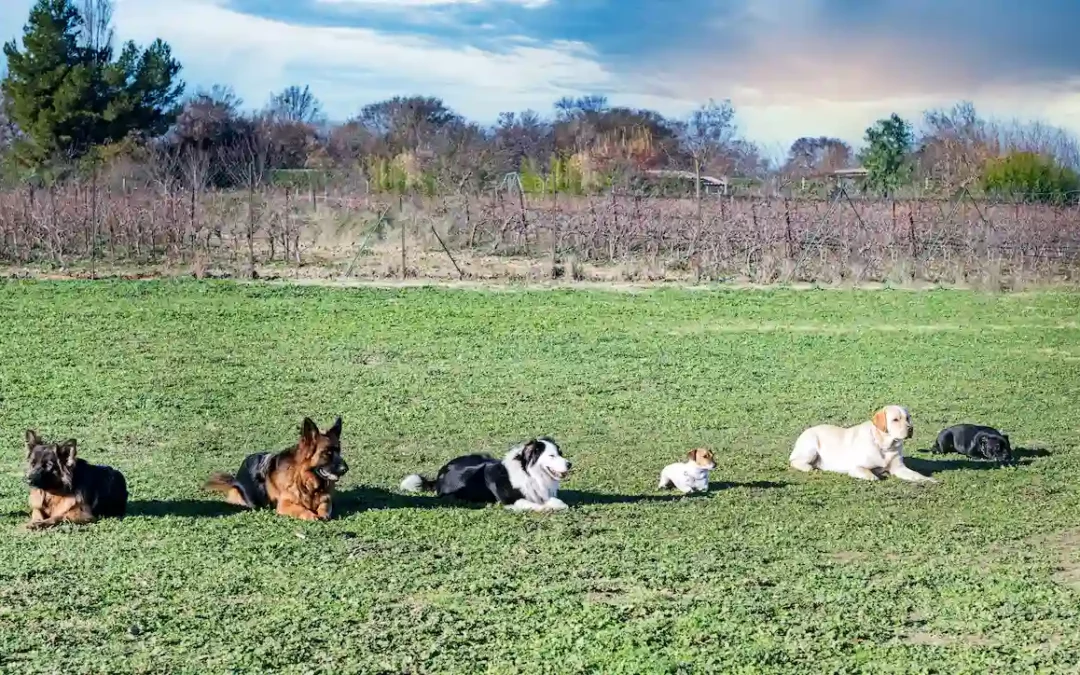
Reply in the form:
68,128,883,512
789,405,935,483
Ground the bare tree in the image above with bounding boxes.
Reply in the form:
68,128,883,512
676,99,737,200
995,119,1080,171
494,110,552,174
784,137,853,178
173,85,243,147
78,0,115,60
916,102,994,193
221,115,276,276
430,120,495,192
357,96,460,155
267,85,324,125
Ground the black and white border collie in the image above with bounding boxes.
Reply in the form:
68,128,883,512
399,437,571,512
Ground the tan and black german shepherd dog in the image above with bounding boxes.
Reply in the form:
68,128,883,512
24,430,128,530
206,417,348,520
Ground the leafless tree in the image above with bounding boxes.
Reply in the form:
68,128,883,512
357,96,460,155
676,99,737,200
78,0,115,61
494,110,553,174
221,115,276,275
995,119,1080,170
267,85,324,125
784,137,853,177
915,102,994,193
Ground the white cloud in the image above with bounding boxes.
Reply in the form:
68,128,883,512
5,0,1078,149
110,0,606,119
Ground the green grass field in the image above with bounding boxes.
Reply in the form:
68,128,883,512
2,281,1080,674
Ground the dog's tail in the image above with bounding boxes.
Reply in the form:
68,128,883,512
399,474,436,493
205,472,239,493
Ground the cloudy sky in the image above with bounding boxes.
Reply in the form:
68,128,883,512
2,0,1079,153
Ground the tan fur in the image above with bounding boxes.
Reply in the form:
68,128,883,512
264,436,336,520
204,476,251,508
27,489,92,529
206,417,344,521
872,408,888,433
24,431,127,529
688,447,715,467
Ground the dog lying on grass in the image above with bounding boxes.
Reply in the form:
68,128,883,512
24,430,128,529
789,405,936,483
658,447,715,494
206,417,348,521
932,424,1013,463
399,437,571,512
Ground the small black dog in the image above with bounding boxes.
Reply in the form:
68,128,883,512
25,430,128,529
932,424,1013,462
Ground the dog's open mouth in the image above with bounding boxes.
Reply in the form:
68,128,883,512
316,467,342,482
548,468,569,480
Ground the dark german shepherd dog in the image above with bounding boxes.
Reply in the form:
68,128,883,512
24,430,128,529
205,417,348,521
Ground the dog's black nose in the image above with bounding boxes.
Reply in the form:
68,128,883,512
565,462,573,471
337,460,349,476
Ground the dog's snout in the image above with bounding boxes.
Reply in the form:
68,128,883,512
337,459,349,476
565,461,572,472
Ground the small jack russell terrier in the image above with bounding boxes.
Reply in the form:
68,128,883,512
658,447,715,494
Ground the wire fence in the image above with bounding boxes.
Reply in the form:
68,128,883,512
1,181,1079,284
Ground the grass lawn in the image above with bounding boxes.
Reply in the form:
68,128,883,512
2,281,1080,674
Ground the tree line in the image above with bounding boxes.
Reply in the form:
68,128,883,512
2,0,1079,203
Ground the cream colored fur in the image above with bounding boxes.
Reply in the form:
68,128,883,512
789,405,935,483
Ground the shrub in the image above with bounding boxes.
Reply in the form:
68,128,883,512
980,151,1080,204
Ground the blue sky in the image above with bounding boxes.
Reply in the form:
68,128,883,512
2,0,1079,153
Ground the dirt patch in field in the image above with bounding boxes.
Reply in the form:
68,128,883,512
1029,528,1080,591
9,259,1077,293
900,631,995,647
898,610,994,647
826,551,867,564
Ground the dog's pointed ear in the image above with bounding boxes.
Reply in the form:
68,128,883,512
300,417,319,443
872,409,888,433
57,439,78,465
25,429,40,450
326,417,342,440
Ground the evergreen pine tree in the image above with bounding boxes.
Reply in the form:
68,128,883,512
1,0,184,168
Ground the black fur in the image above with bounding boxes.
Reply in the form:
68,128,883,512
26,435,128,518
429,453,525,504
229,452,276,508
932,424,1013,462
410,438,564,505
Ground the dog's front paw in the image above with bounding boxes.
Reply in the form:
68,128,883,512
544,498,568,511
